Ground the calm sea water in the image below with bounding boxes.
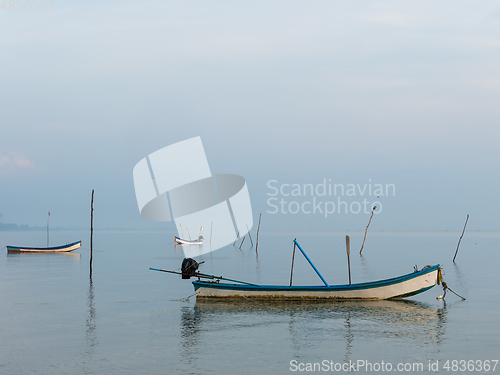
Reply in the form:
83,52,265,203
0,230,499,374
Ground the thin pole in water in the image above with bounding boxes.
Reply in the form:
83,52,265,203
90,189,94,277
360,206,376,255
239,236,246,249
346,235,351,285
255,213,262,253
47,211,50,248
453,214,469,263
246,224,254,246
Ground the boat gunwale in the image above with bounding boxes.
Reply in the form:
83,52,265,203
193,264,440,292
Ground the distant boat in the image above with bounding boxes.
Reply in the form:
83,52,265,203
7,240,82,253
151,239,441,300
175,236,203,245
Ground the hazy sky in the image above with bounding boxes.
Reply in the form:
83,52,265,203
1,1,499,232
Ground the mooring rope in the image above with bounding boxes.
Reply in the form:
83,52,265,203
171,292,197,302
437,267,466,300
442,281,466,301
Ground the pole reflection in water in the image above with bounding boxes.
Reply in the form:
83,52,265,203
344,311,353,364
436,301,448,349
85,276,98,362
179,299,448,361
180,306,202,365
452,263,468,295
359,254,376,281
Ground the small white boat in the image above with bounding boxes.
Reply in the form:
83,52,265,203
175,236,203,245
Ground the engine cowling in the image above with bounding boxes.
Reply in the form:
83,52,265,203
181,258,199,279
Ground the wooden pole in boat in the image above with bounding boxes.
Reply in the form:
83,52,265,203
453,214,469,263
246,224,254,246
90,189,94,277
359,206,376,255
239,236,246,249
346,235,351,285
255,213,262,253
289,241,296,286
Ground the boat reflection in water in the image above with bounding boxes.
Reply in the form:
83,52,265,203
179,299,447,367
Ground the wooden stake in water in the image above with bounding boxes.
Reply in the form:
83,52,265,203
90,189,94,277
453,214,469,263
255,213,262,253
47,211,50,248
239,236,246,250
246,224,254,246
346,235,351,285
233,231,239,246
360,206,376,255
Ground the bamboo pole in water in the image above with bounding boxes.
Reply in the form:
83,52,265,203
246,223,254,246
359,206,376,255
47,211,50,248
239,236,246,249
90,189,94,277
255,213,262,253
453,214,469,263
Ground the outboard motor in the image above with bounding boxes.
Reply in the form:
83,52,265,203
181,258,199,279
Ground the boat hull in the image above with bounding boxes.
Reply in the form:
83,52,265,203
7,241,82,253
193,265,440,300
174,236,203,245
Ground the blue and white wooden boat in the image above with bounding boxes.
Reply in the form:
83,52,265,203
193,265,440,300
152,239,441,300
175,236,203,245
6,240,82,253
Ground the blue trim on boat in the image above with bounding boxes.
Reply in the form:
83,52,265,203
192,264,440,292
6,240,82,251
